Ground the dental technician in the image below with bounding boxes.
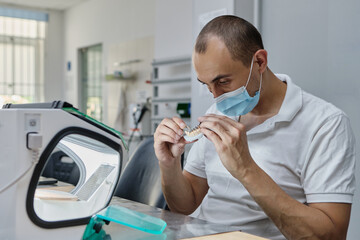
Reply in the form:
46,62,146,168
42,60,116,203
154,15,355,240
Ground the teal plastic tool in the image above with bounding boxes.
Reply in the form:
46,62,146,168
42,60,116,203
82,205,167,239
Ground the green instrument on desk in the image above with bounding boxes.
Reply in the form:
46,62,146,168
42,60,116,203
82,205,167,240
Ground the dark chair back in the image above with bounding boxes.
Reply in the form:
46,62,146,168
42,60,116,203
42,151,80,186
114,136,167,209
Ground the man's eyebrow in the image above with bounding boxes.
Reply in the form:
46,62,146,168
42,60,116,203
197,74,232,84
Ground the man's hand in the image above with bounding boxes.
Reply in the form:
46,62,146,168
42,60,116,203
198,114,253,179
154,116,187,168
154,116,209,214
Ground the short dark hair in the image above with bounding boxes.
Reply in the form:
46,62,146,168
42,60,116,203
195,15,264,67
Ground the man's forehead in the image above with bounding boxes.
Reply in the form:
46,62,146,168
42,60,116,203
193,52,248,84
193,51,241,73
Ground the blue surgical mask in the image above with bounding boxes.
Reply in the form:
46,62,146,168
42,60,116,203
215,57,262,116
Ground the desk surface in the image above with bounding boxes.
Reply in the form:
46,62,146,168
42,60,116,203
108,197,266,240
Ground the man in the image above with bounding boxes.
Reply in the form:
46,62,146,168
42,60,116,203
154,15,355,240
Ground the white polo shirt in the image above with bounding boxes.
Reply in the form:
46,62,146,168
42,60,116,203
184,74,356,240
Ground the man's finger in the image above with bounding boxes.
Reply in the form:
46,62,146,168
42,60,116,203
160,118,184,137
157,123,182,142
199,115,245,142
172,116,187,129
200,120,232,142
154,133,177,145
201,127,222,147
198,114,239,130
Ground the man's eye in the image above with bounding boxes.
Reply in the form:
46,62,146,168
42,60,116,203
219,81,229,85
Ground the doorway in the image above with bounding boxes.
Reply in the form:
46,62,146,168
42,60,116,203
79,44,103,121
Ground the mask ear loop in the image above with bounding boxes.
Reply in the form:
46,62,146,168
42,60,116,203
238,58,263,122
238,56,255,122
245,56,263,94
244,56,255,89
258,72,263,94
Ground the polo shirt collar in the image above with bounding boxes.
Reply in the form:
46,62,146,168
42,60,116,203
247,74,302,135
273,74,303,123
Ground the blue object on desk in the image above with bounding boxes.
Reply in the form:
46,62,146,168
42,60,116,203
82,205,167,240
98,205,167,234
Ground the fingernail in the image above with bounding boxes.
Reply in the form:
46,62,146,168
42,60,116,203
180,122,186,128
175,134,180,140
178,129,183,135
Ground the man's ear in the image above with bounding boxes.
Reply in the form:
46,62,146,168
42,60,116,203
254,49,268,74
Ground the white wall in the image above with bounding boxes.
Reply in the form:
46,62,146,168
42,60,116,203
44,9,64,101
63,0,156,122
260,1,360,239
62,0,194,130
154,0,193,59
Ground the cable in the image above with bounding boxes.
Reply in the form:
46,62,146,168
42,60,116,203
127,122,139,149
128,105,148,149
0,149,39,194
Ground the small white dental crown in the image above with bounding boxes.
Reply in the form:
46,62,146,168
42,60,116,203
183,125,203,142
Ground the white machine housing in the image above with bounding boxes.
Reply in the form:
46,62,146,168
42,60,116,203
0,105,125,240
